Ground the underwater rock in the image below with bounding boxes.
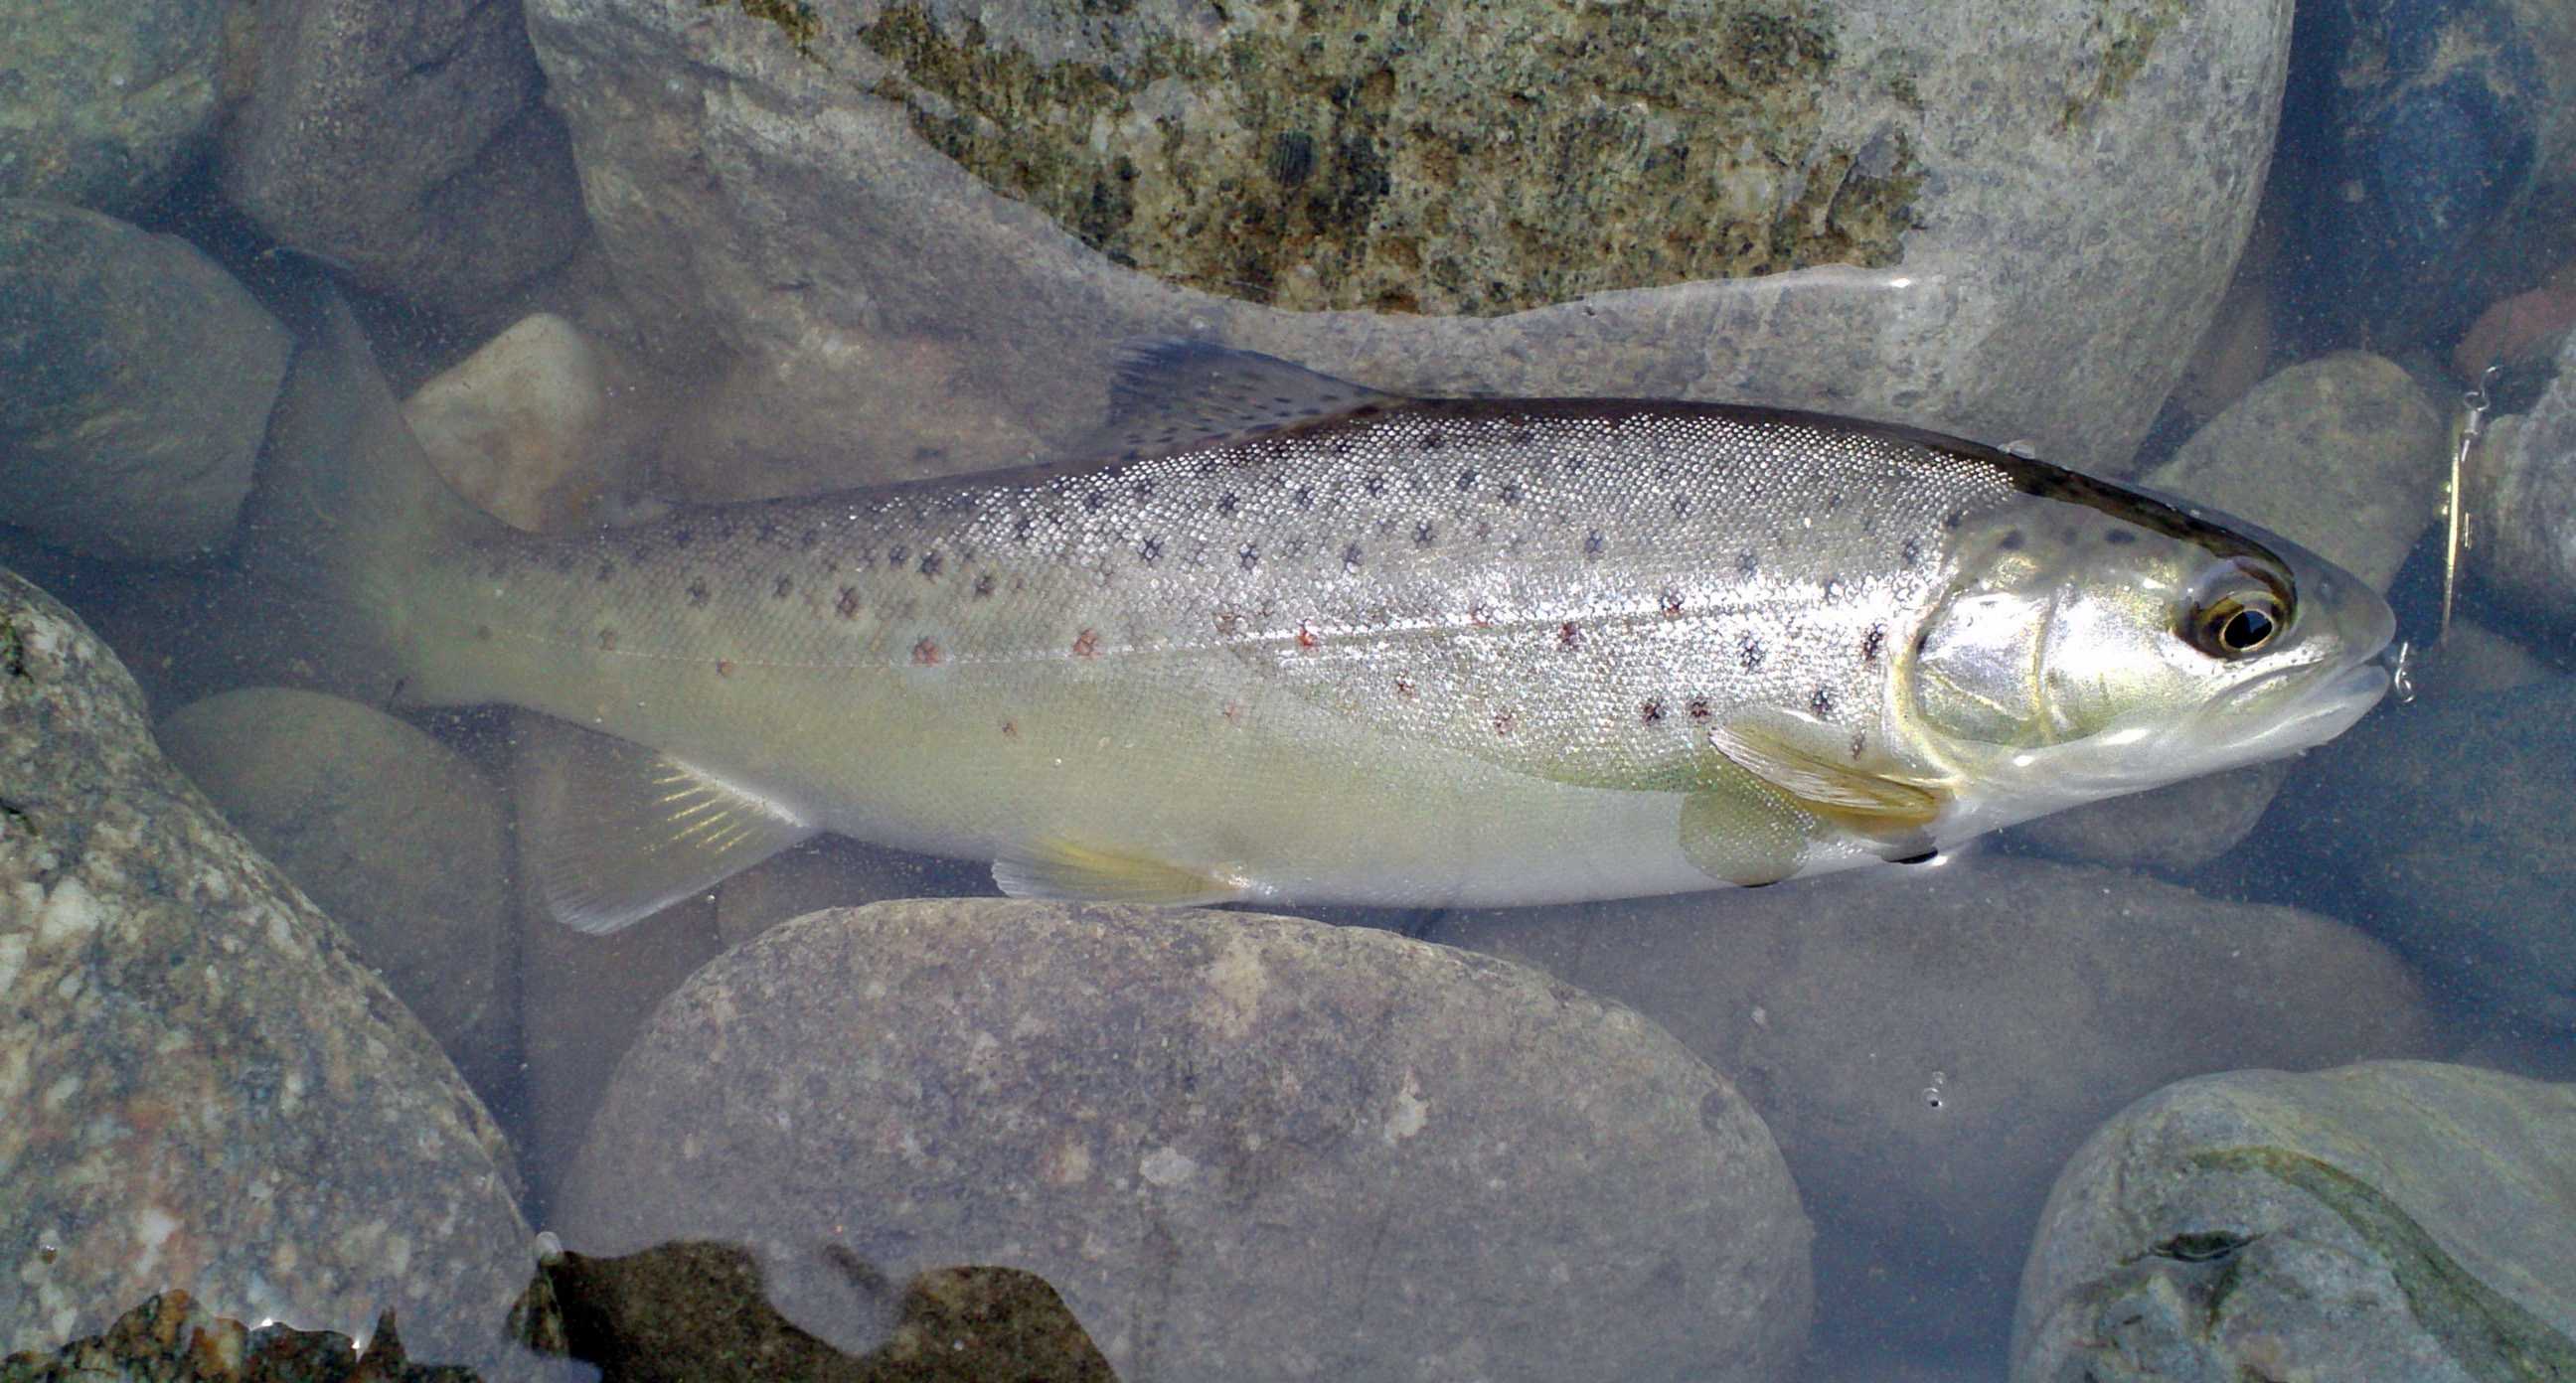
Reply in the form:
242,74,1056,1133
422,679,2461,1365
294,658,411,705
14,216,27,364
0,200,290,563
217,0,586,321
0,1287,547,1382
2463,329,2576,644
2269,675,2576,1028
402,314,614,535
560,898,1813,1383
2002,762,2292,876
526,0,2291,495
0,568,537,1370
2146,352,2447,594
155,688,518,1109
0,0,228,216
2276,0,2576,349
1446,856,2434,1357
2012,1061,2576,1381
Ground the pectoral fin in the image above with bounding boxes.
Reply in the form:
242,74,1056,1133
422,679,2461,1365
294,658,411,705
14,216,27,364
1680,787,1811,887
516,717,816,934
993,840,1248,907
1706,710,1951,838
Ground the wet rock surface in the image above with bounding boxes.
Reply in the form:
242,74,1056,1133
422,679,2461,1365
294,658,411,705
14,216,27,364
154,688,519,1110
1446,856,2435,1357
2465,330,2576,645
401,314,614,535
0,569,537,1369
2012,1061,2576,1382
527,0,2290,494
2269,675,2576,1027
0,0,228,217
218,0,587,321
561,898,1813,1383
0,200,291,563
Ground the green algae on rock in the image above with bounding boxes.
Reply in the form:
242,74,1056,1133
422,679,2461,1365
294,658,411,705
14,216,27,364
853,0,1922,315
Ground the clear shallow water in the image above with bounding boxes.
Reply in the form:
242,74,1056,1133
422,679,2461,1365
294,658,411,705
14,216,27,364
4,0,2575,1379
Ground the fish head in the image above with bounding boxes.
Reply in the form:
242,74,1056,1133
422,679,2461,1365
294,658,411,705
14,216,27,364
1900,486,2396,814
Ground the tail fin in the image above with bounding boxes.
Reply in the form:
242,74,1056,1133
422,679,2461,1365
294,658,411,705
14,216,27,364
241,286,503,692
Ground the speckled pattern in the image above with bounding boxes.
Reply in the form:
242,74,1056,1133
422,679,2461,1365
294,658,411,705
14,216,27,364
560,898,1815,1382
0,569,537,1371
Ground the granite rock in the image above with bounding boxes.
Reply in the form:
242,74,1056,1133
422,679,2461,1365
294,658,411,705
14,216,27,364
217,0,587,321
2463,330,2576,645
0,568,537,1370
0,200,291,563
154,688,518,1109
561,898,1813,1383
525,0,2293,496
1447,856,2435,1357
0,0,228,216
2012,1061,2576,1381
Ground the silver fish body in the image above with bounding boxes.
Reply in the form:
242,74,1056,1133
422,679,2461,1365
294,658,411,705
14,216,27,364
333,336,2392,929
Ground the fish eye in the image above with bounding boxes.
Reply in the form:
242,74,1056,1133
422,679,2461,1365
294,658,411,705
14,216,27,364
2180,560,2290,659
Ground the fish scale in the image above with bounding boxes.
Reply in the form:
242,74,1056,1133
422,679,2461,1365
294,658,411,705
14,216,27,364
307,322,2390,930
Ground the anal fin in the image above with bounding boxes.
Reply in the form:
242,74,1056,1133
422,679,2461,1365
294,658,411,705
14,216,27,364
992,840,1247,907
515,716,816,934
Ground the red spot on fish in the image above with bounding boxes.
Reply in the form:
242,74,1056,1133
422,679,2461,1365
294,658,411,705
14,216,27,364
1641,700,1664,723
1493,709,1518,735
1222,701,1244,724
837,586,862,619
1394,676,1418,699
473,624,493,642
1558,622,1582,650
911,638,942,666
1469,603,1493,629
1296,622,1320,651
1213,609,1240,636
1661,588,1685,618
597,628,618,652
1002,719,1019,738
1071,628,1100,658
716,659,735,678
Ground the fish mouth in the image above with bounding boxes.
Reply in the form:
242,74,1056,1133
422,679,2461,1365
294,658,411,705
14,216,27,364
2200,656,2389,765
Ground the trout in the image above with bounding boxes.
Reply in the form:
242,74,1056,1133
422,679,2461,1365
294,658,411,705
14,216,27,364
270,307,2393,932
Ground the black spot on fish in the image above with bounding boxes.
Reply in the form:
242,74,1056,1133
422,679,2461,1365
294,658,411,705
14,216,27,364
1133,479,1155,500
1216,492,1239,516
1342,541,1365,572
1945,509,1966,530
687,577,711,608
1661,588,1685,618
2105,528,2138,545
597,628,618,652
1365,474,1386,496
1901,538,1923,567
1414,521,1436,545
1862,624,1886,664
1811,686,1835,718
671,527,695,547
1739,634,1765,672
973,572,996,598
1013,517,1035,543
1565,456,1586,476
1824,577,1846,602
837,587,861,619
1673,494,1690,518
756,520,782,543
1737,549,1758,576
1457,469,1478,492
1851,730,1868,759
1826,491,1845,510
774,575,793,600
801,529,823,550
918,551,944,577
1997,530,2025,552
887,544,908,566
1284,537,1306,557
595,561,616,582
1293,487,1314,510
1558,622,1582,649
1084,490,1106,513
1139,538,1163,564
1500,481,1524,506
1689,697,1712,721
1584,531,1606,559
1641,699,1665,723
1239,544,1259,571
1421,432,1446,450
1512,428,1535,444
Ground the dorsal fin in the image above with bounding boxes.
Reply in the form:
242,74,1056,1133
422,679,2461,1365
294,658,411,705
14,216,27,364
1068,340,1408,464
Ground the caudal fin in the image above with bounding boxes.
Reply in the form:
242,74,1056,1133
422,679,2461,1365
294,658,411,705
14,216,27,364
240,285,503,692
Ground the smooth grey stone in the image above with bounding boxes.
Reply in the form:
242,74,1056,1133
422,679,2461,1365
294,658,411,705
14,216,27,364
2012,1061,2576,1382
156,688,518,1108
2268,675,2576,1028
561,898,1813,1383
2465,330,2576,646
0,0,227,216
0,200,290,563
1447,856,2435,1357
2003,761,2292,876
0,568,538,1370
217,0,586,320
525,0,2291,499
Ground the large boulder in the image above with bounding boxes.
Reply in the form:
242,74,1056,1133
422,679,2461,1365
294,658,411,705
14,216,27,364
525,0,2294,498
0,200,291,563
2012,1061,2576,1381
560,898,1813,1382
0,568,538,1370
0,0,228,216
1447,856,2436,1358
